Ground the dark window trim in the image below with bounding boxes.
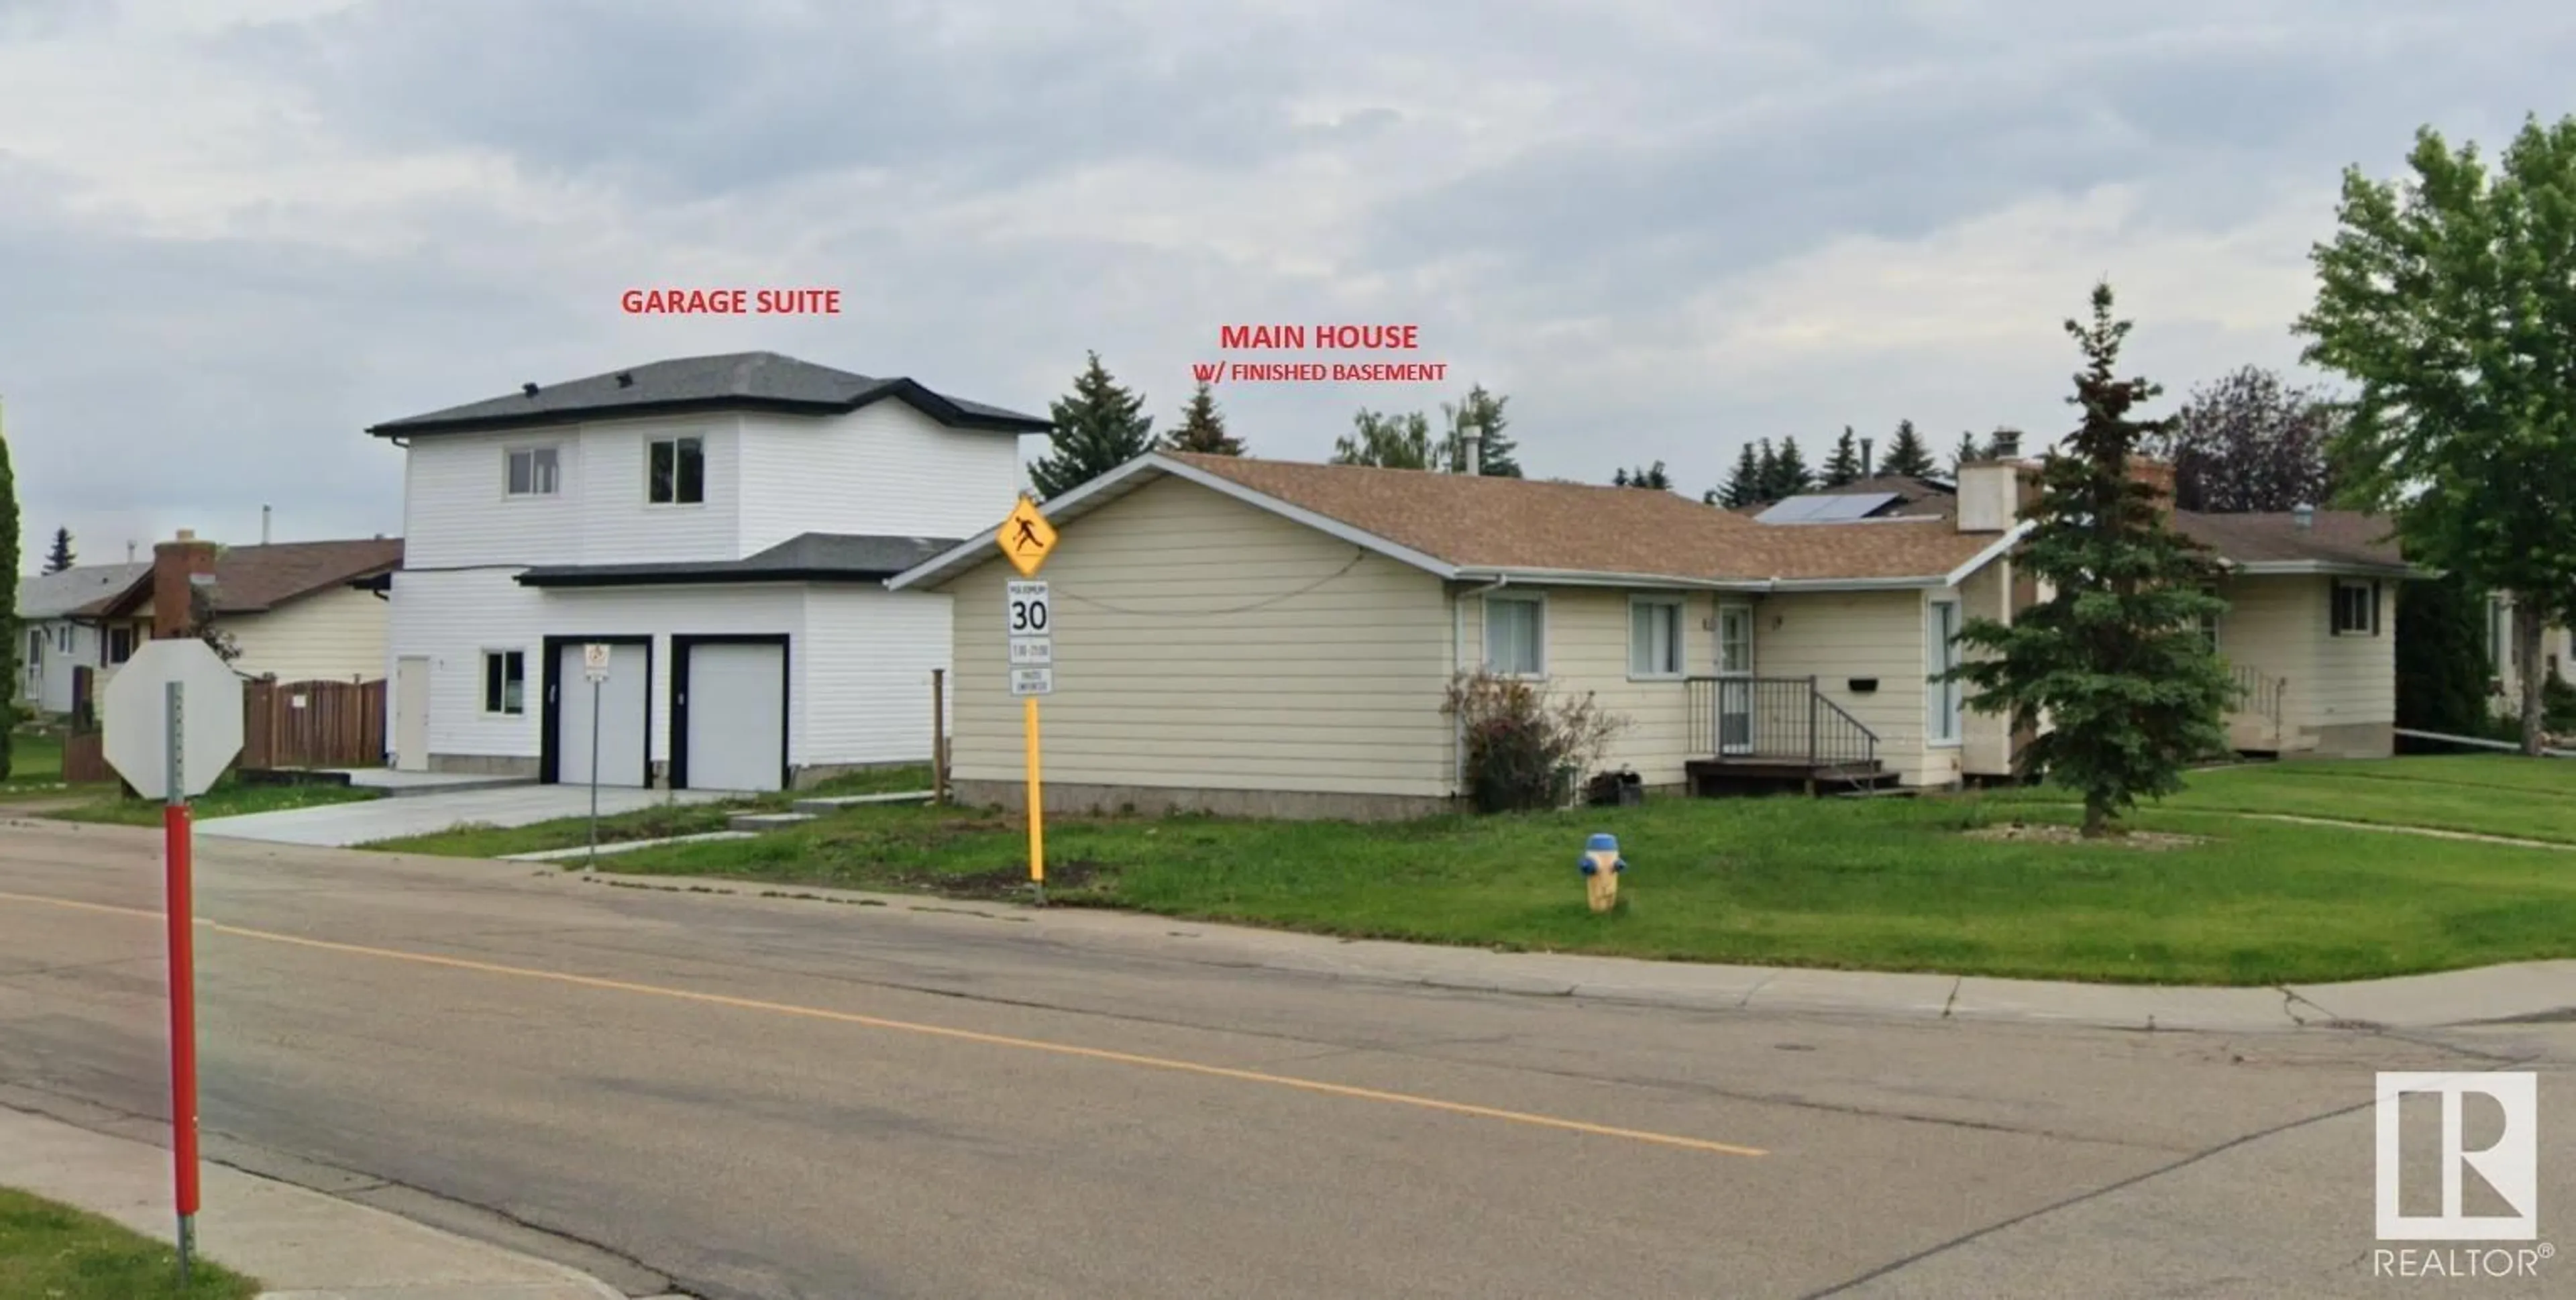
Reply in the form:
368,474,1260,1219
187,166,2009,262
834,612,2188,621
482,649,527,716
647,435,706,506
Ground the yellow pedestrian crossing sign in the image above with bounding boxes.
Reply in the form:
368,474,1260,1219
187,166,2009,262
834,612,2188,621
999,496,1057,577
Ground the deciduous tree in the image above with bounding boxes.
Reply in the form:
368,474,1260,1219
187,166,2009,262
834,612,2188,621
1332,409,1437,469
1166,381,1243,455
1943,283,2235,837
1028,352,1158,500
2295,117,2576,754
2143,366,2338,512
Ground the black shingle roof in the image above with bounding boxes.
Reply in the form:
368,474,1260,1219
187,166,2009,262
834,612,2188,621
368,351,1050,437
513,533,960,588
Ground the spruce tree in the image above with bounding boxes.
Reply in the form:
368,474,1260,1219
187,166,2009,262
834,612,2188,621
42,527,73,574
1942,283,2234,838
1438,384,1520,476
1715,442,1764,507
1028,352,1159,500
1613,462,1671,490
1949,431,1984,478
1820,427,1864,487
0,418,17,777
1752,439,1780,502
1769,435,1815,498
1878,420,1937,478
1165,381,1244,455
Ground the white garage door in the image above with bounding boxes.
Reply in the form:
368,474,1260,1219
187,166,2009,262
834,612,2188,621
556,642,648,788
684,642,786,792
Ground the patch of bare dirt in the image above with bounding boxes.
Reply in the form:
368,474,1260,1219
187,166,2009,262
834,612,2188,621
892,859,1114,899
1963,822,2208,850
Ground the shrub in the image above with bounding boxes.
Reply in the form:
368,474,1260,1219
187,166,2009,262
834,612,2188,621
1440,669,1625,813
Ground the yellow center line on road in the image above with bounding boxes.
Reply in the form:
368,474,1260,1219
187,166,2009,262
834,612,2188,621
0,888,1768,1159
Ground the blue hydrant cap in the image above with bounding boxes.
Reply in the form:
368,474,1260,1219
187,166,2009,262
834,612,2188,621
1586,833,1619,852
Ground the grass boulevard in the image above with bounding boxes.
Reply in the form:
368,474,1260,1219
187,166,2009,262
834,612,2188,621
346,755,2576,988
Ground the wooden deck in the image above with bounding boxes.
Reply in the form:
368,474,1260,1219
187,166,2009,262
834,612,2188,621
1684,757,1900,796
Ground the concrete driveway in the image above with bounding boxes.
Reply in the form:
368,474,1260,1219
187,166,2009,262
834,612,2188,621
197,784,743,847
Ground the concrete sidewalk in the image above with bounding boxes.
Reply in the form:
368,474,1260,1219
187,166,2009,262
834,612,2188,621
574,871,2576,1033
1,1105,629,1299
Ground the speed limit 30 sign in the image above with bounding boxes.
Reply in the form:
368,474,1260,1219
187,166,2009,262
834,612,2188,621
1007,580,1053,696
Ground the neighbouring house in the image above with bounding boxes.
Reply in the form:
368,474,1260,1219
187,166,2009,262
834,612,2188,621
15,561,152,716
2478,592,2576,722
890,449,2432,822
28,534,401,714
368,350,1051,792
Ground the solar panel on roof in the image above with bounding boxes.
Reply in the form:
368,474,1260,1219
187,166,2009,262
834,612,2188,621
1756,492,1902,524
1803,492,1900,522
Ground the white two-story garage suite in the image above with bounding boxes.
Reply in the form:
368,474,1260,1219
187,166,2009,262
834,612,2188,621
370,351,1052,792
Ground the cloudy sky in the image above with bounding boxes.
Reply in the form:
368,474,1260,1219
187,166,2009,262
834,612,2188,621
3,0,2568,567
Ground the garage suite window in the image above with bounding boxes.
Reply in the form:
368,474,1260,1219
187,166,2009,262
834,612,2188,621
482,651,525,715
505,446,559,497
1484,593,1546,677
649,436,705,505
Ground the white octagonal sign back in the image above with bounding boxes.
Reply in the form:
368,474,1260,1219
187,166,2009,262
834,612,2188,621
102,639,245,800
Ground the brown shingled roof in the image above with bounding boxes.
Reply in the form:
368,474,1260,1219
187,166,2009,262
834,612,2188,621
102,538,405,616
2172,510,2408,570
1164,454,2003,584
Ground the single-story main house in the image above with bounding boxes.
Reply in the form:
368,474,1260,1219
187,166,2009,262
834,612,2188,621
889,450,2426,820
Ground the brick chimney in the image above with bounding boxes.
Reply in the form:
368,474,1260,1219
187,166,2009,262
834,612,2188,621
152,529,221,640
2126,456,2177,520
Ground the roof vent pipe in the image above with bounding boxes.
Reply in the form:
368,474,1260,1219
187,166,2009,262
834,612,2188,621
522,382,539,397
1464,429,1483,476
1860,437,1874,478
2293,502,2315,531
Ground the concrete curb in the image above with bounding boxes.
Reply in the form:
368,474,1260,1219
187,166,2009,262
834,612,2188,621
568,871,2576,1034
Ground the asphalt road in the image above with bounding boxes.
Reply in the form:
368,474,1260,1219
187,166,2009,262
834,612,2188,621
1,816,2570,1300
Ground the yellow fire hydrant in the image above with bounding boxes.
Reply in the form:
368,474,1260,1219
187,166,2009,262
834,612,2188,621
1579,832,1626,913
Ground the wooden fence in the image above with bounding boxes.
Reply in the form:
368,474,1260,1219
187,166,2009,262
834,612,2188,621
243,678,386,771
62,729,110,783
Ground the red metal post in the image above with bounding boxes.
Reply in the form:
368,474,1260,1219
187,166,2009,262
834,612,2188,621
164,801,201,1243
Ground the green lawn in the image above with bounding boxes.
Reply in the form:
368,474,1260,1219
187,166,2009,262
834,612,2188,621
1996,755,2576,844
1,730,64,788
366,764,935,858
573,770,2576,985
45,779,382,826
0,1186,260,1299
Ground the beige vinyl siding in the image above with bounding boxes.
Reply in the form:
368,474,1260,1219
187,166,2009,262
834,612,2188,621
2210,575,2312,747
944,476,1456,796
1458,587,1711,786
2312,576,2395,732
1956,559,2014,777
223,586,392,684
1754,590,1941,785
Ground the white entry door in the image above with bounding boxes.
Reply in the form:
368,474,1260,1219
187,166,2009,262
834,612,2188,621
1717,603,1755,754
556,642,647,788
392,656,431,771
682,641,786,792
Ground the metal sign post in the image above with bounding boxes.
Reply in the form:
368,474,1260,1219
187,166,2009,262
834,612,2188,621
164,680,199,1287
101,639,239,1294
584,644,610,868
997,499,1058,904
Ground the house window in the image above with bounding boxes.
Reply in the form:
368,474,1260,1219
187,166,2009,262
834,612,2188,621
56,625,72,652
2198,608,2222,652
1628,597,1684,678
2331,580,2381,637
108,627,134,664
25,629,42,667
482,650,526,716
1483,593,1545,677
1927,598,1963,745
505,446,560,497
649,436,705,504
